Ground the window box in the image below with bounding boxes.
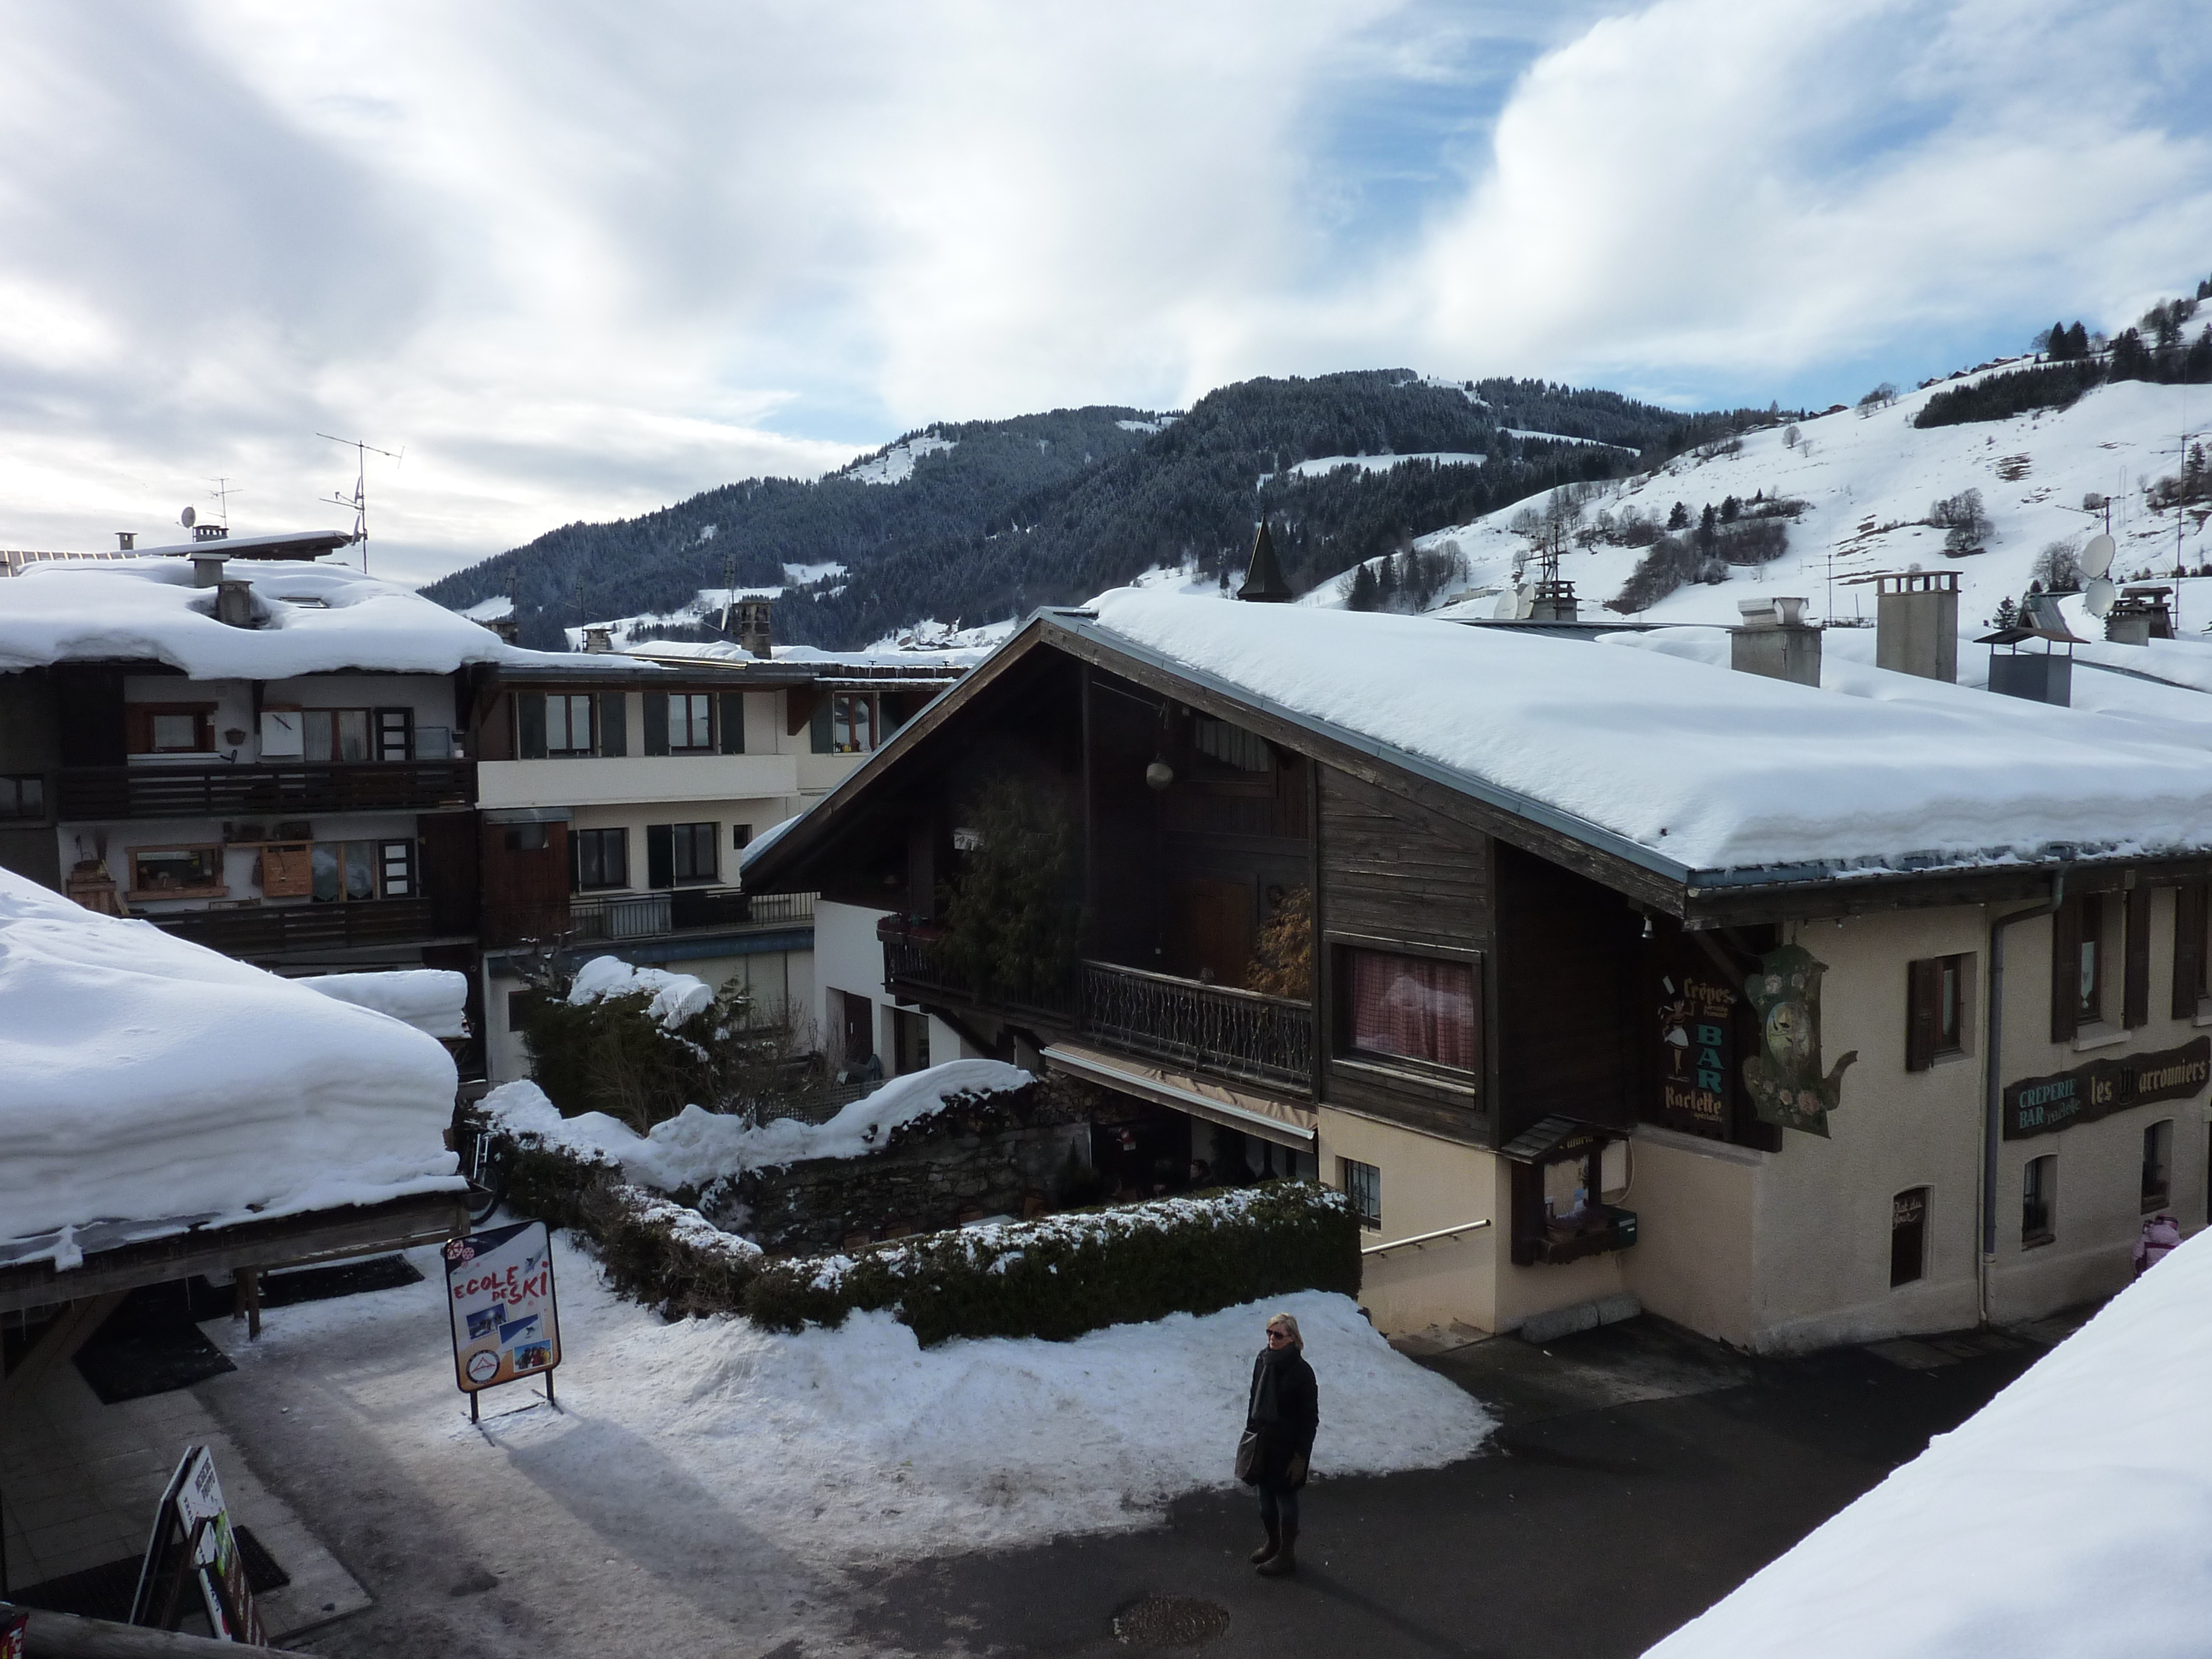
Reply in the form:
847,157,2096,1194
1532,1207,1638,1265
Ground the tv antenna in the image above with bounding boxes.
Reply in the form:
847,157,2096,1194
316,432,403,574
717,551,738,632
206,477,242,528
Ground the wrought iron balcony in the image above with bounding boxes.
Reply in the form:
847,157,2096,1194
151,895,439,957
486,888,816,950
1078,959,1312,1093
59,761,477,821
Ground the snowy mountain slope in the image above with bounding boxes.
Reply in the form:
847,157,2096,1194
1398,370,2210,632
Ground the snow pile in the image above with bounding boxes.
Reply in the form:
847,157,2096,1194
1647,1230,2212,1658
296,969,470,1039
0,867,462,1264
219,1260,1490,1565
1085,588,2212,877
483,1059,1034,1191
566,955,713,1028
0,557,602,677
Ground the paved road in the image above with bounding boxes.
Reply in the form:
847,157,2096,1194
842,1321,2042,1658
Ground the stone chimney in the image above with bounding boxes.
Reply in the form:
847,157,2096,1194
1238,517,1293,603
1731,596,1822,686
582,625,615,654
216,578,255,628
190,550,227,588
737,598,774,659
1875,571,1958,682
115,531,135,551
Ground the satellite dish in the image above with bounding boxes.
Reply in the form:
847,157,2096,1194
1493,588,1519,618
2084,575,2118,618
180,504,196,529
2083,532,2115,579
1515,587,1535,620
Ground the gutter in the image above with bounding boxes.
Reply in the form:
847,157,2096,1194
1980,865,2067,1325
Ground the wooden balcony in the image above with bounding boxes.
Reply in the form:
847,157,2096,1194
150,895,440,957
483,888,816,950
59,760,477,821
879,921,1313,1094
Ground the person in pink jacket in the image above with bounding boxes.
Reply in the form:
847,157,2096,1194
2133,1213,2182,1278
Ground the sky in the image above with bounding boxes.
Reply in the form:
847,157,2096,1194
1,0,2207,588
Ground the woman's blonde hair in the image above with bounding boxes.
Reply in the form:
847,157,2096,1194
1266,1312,1303,1350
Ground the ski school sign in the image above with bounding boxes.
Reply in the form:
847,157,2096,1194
445,1219,561,1417
2003,1035,2212,1140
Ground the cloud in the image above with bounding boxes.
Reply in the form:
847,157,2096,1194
0,0,2202,584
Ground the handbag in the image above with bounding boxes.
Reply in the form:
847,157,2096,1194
1234,1430,1262,1484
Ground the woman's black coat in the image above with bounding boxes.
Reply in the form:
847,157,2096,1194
1244,1346,1318,1489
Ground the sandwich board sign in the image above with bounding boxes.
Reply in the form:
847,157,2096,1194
127,1445,265,1643
444,1219,561,1419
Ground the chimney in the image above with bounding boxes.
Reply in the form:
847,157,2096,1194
115,531,135,551
2105,586,2173,646
1988,648,2072,706
1731,596,1822,686
192,523,229,542
190,550,227,588
737,598,774,659
582,625,615,654
216,578,255,628
1238,517,1293,603
1875,571,1958,681
1530,578,1578,622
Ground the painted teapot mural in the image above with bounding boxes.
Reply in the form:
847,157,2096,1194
1742,944,1857,1137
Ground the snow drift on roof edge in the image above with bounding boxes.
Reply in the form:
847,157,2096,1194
0,866,463,1255
1086,588,2212,877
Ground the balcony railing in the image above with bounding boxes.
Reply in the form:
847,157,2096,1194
60,761,477,820
1078,959,1313,1093
151,895,438,957
879,922,1312,1094
486,888,816,950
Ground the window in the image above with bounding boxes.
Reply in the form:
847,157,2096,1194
668,692,714,752
504,822,549,853
311,840,378,903
2076,894,2103,1022
1192,716,1273,774
831,693,876,754
574,827,628,891
0,775,44,820
647,822,717,887
545,695,597,757
1337,947,1479,1072
2174,883,2211,1020
128,845,225,897
2143,1120,2174,1212
378,839,415,898
1906,954,1971,1070
128,705,214,754
1890,1187,1928,1287
732,823,752,851
303,709,372,763
2022,1155,2056,1246
891,1007,931,1076
1341,1158,1382,1229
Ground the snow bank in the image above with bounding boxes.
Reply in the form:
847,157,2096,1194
1088,588,2212,877
0,868,462,1264
483,1059,1034,1192
220,1256,1490,1565
296,969,470,1039
566,955,712,1028
1647,1230,2212,1658
0,557,604,677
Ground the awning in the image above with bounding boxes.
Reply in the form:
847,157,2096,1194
1499,1114,1625,1165
1042,1042,1317,1152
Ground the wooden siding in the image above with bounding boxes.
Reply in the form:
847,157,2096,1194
1493,840,1642,1143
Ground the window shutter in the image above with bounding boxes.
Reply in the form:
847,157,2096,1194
809,699,832,754
597,692,628,756
123,706,151,754
2174,883,2207,1020
518,694,547,760
374,707,413,761
880,692,905,736
1905,959,1939,1072
643,694,669,756
2050,898,2080,1044
2125,885,2151,1029
377,839,415,898
719,692,745,754
646,823,674,889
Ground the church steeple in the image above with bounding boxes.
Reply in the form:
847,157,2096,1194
1238,515,1293,603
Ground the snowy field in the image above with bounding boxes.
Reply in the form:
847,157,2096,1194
1647,1228,2212,1658
212,1235,1490,1568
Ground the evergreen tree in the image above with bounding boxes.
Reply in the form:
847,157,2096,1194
1667,500,1690,530
2110,327,2154,381
1347,561,1379,611
1720,495,1741,523
1375,551,1401,609
1696,503,1718,554
1994,595,2018,629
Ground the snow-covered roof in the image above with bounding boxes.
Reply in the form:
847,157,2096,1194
1077,589,2212,883
0,557,605,679
623,638,992,671
114,528,357,560
1647,1230,2212,1658
0,867,463,1268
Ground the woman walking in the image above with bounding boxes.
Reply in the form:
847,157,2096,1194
1240,1311,1318,1578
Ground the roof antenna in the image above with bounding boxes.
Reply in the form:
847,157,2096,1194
717,549,738,632
206,477,242,529
315,432,403,575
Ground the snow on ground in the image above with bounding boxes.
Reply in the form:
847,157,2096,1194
1410,372,2211,634
0,558,598,677
213,1241,1490,1567
297,968,471,1038
1084,587,2212,877
1647,1228,2212,1658
842,434,957,485
565,955,714,1028
0,867,461,1265
484,1059,1034,1191
1116,415,1178,434
1269,451,1486,484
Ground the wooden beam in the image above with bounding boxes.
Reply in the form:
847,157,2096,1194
0,1292,126,1407
1,1600,295,1657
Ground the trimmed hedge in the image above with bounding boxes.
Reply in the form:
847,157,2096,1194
484,1115,1358,1346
